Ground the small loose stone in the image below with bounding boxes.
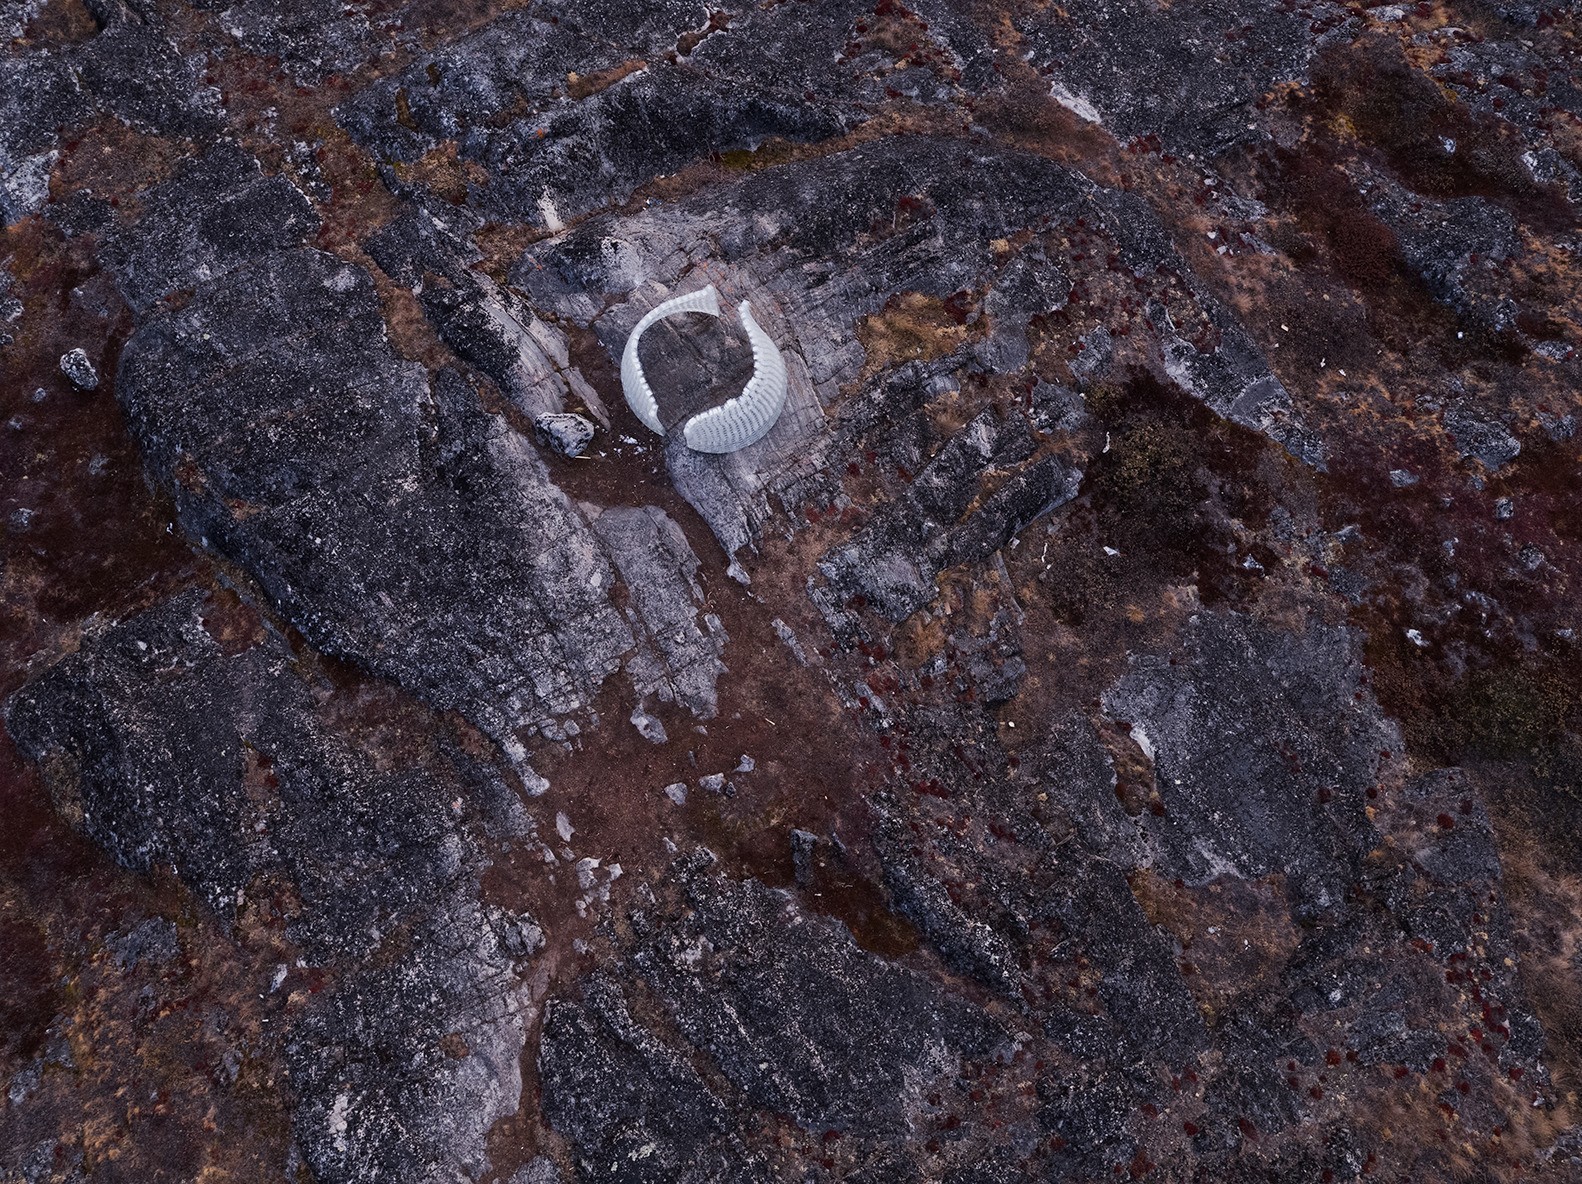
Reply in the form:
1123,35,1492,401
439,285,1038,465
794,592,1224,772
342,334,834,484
533,412,595,458
60,348,99,390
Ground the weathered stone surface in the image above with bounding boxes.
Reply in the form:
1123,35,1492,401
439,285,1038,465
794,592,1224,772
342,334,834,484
72,16,219,137
202,0,375,84
0,51,83,223
365,207,609,424
786,601,1554,1178
821,408,1077,621
1017,0,1345,153
519,134,1314,574
538,973,744,1184
534,412,596,458
538,859,1003,1178
635,863,1003,1136
113,247,726,763
585,503,727,718
101,142,319,312
104,916,179,970
0,263,19,347
115,250,617,750
0,11,219,221
1443,405,1522,471
57,347,97,390
4,592,532,1183
511,1158,565,1184
5,0,1582,1179
337,0,991,226
1103,612,1391,915
1364,171,1523,329
286,895,531,1184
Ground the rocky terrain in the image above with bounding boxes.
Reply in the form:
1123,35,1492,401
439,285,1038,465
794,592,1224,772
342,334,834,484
2,0,1581,1181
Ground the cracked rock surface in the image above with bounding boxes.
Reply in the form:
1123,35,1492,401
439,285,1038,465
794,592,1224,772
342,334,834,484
6,592,534,1183
3,0,1582,1181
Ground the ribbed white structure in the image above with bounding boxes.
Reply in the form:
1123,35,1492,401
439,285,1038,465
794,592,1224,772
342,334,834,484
619,284,723,434
683,300,788,454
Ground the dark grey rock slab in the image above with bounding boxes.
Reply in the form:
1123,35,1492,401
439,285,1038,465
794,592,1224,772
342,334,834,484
115,248,649,762
1103,612,1390,915
5,591,533,1184
1016,0,1346,156
101,142,319,313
